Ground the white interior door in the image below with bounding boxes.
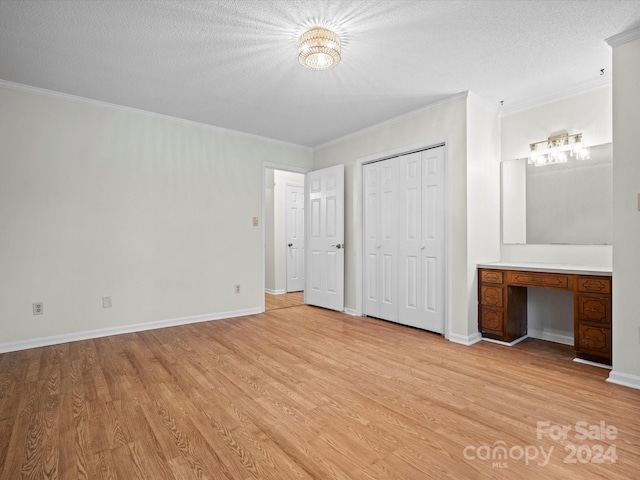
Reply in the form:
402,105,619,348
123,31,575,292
286,185,305,292
305,165,344,311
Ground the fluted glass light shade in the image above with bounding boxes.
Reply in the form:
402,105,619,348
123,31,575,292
298,27,341,70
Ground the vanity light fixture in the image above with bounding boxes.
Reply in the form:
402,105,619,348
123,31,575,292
298,26,341,70
528,132,589,166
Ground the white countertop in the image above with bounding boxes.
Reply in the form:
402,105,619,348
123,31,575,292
477,261,612,276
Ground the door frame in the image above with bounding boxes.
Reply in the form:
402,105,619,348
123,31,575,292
354,139,452,339
261,162,310,313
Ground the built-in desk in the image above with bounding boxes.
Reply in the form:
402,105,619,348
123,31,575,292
477,262,612,366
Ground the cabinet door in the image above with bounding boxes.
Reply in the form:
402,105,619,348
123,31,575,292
480,307,504,335
576,323,611,356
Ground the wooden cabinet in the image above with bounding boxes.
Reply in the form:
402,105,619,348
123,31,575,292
478,269,526,343
478,267,612,365
574,276,612,364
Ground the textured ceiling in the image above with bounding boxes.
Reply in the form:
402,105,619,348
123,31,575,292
1,0,639,147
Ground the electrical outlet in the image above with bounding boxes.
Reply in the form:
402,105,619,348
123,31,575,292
33,302,43,315
235,284,241,294
102,296,112,308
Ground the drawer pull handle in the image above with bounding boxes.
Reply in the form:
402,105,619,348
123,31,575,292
585,307,604,313
584,336,605,343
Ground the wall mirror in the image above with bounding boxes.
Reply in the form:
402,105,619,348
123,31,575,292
502,142,612,245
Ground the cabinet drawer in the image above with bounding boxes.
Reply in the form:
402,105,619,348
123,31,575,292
578,295,611,324
578,276,611,294
480,307,504,334
480,285,503,307
480,270,503,285
507,271,570,290
577,324,611,355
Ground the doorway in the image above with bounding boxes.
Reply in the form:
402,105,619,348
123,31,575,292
264,168,305,297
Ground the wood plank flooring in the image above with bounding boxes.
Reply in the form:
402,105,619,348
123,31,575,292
1,304,639,479
265,292,304,312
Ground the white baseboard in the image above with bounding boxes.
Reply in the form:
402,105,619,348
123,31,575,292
606,370,640,390
0,307,262,354
573,358,611,370
482,335,529,347
448,332,483,346
344,308,357,316
528,328,574,346
265,289,286,295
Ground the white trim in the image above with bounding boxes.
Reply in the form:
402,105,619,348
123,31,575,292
500,77,611,117
0,308,261,354
265,289,286,295
354,140,450,341
482,335,529,347
573,358,612,370
606,370,640,390
315,92,468,150
449,332,483,346
528,329,574,346
344,308,357,316
0,79,311,151
606,26,640,47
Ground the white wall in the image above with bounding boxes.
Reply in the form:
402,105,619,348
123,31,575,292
0,85,312,350
313,92,501,342
466,93,502,336
608,29,640,387
500,86,613,266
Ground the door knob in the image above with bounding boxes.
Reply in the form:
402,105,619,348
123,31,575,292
331,243,344,249
288,243,293,247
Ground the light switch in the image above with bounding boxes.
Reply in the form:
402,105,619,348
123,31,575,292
252,216,259,227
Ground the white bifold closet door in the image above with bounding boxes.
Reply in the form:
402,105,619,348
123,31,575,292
363,159,399,322
363,146,445,334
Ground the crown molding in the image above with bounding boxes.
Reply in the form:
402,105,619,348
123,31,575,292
606,25,640,47
314,91,469,151
0,79,312,152
500,76,611,117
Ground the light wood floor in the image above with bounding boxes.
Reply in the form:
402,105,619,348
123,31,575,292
1,305,639,479
265,291,304,312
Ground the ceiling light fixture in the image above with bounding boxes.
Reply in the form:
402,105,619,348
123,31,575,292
528,132,589,166
298,27,341,70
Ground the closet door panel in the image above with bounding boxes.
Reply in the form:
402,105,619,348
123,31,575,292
363,163,381,318
379,160,399,321
398,152,422,327
419,147,446,333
